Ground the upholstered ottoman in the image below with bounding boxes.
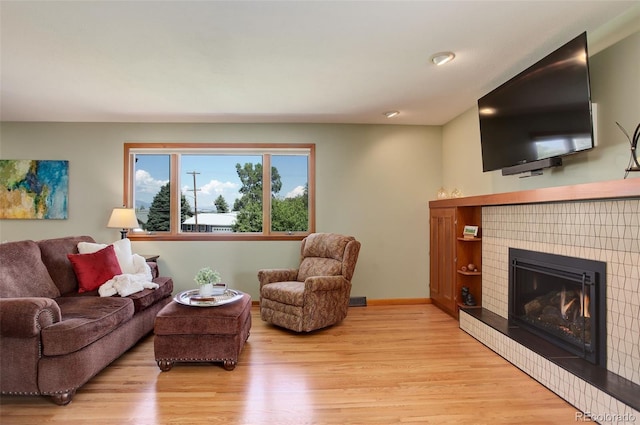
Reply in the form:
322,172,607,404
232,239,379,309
154,293,251,371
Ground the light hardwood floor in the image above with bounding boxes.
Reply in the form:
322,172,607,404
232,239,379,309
0,304,581,424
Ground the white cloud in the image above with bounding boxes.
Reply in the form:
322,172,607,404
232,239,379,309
200,179,237,195
135,170,168,194
180,179,239,211
286,185,305,198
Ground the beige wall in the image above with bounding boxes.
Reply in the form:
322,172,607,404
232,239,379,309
441,30,640,197
0,123,442,300
1,23,637,302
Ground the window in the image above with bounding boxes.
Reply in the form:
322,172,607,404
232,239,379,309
124,143,315,240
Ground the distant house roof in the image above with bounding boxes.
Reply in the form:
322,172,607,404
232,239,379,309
182,212,237,226
135,209,149,224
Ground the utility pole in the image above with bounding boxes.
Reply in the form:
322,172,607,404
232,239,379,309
186,171,201,231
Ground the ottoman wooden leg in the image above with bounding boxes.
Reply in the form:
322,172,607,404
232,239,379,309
157,360,174,372
223,360,236,371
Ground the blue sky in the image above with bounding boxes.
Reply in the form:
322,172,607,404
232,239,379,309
134,154,307,211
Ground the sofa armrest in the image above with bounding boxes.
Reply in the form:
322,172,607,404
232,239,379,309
257,269,299,289
0,298,61,338
147,261,160,279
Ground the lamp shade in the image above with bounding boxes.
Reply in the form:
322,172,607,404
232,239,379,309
107,208,139,229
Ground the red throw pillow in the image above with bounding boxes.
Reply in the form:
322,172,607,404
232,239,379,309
67,244,123,293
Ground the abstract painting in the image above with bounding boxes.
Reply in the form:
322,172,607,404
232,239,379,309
0,160,69,219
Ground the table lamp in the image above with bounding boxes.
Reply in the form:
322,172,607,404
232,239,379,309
107,207,139,239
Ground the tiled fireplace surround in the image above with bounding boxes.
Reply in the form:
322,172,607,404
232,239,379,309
454,184,640,424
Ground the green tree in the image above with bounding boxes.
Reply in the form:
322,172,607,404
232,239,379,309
232,201,263,232
271,184,308,232
180,193,193,222
145,183,192,231
271,196,308,231
214,195,229,213
232,162,282,232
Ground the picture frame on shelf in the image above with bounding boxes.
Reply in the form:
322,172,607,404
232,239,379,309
463,225,479,239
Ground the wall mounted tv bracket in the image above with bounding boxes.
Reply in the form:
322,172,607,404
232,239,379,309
501,157,563,178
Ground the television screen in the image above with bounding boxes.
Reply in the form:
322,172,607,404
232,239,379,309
478,32,594,173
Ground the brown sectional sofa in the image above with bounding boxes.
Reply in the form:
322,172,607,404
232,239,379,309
0,236,173,405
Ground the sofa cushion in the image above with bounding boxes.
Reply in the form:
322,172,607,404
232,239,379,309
60,276,173,312
40,296,134,356
126,277,173,313
37,236,96,295
0,240,61,298
67,245,123,293
77,238,136,275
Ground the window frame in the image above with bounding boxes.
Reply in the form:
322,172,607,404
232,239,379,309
123,142,315,241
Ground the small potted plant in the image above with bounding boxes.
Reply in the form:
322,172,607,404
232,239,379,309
194,267,224,297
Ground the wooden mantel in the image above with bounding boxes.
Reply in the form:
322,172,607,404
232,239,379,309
429,178,640,208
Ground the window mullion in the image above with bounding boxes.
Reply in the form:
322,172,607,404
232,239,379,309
308,149,316,232
170,154,180,235
124,151,134,207
263,154,272,235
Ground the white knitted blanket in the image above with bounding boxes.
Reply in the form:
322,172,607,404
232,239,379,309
98,254,158,297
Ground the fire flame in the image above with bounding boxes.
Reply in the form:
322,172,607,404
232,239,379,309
560,287,590,319
581,292,590,318
560,288,575,319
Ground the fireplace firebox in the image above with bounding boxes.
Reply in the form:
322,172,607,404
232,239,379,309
509,248,606,366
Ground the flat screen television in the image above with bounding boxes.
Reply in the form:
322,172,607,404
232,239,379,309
478,32,594,175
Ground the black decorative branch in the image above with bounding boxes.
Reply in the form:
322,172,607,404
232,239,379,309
616,121,640,177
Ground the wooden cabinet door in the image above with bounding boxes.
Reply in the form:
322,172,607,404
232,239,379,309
430,208,456,317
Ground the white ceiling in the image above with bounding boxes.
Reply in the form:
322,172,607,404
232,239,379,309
1,1,637,125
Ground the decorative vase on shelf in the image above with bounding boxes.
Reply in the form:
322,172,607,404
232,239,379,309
437,187,449,199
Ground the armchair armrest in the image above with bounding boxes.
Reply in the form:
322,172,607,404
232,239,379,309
0,298,61,338
257,268,299,288
304,275,349,292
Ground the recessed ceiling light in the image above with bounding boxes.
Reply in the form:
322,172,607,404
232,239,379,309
479,107,497,116
430,51,455,66
384,110,400,118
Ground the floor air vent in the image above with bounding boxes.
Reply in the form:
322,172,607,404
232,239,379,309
349,296,367,307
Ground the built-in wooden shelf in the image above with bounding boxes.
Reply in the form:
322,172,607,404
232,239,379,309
457,270,481,276
429,178,640,208
457,237,481,242
457,302,481,309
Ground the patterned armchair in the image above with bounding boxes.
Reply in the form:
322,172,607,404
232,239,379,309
258,233,361,332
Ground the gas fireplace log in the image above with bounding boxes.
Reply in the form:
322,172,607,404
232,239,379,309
524,298,544,315
539,305,565,326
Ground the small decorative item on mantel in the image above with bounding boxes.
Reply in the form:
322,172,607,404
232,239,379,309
461,286,477,306
450,188,463,198
436,187,449,199
194,267,226,297
616,121,640,178
463,225,479,239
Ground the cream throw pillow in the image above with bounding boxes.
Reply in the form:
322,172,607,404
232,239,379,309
77,238,136,275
